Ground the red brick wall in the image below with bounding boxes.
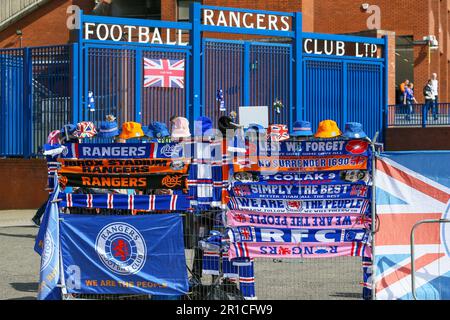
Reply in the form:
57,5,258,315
385,127,450,151
0,0,93,48
0,159,48,210
313,0,449,102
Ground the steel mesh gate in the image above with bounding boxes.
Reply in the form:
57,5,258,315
0,45,72,157
82,46,189,130
203,39,292,127
304,59,384,139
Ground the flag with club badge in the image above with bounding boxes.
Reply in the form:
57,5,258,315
36,183,62,300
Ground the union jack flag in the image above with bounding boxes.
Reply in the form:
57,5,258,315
143,57,185,88
268,124,289,142
375,154,450,300
239,227,253,241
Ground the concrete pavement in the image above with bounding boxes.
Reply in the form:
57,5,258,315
0,210,39,300
0,210,362,300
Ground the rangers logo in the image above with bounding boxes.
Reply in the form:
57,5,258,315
160,144,183,158
40,231,54,271
95,223,147,275
287,201,302,211
162,175,183,188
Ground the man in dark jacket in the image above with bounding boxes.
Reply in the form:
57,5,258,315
423,79,435,122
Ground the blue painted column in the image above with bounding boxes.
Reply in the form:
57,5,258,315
293,12,303,123
243,42,250,106
23,47,33,157
383,35,389,140
190,2,201,124
77,10,84,123
135,49,142,122
71,43,79,124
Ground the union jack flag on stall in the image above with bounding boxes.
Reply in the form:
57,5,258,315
143,57,185,88
375,152,450,300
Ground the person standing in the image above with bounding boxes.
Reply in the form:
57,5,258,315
404,83,418,121
399,79,410,104
431,73,439,120
423,79,435,122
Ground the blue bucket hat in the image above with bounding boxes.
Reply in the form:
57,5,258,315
141,125,155,139
194,116,214,137
61,124,76,136
149,121,170,138
343,122,367,139
291,120,313,137
97,120,119,138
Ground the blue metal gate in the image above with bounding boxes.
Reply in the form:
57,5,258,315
0,49,24,156
0,4,388,157
303,34,386,139
0,45,72,156
81,45,189,130
203,39,292,127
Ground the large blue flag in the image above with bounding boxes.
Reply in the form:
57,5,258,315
59,214,189,295
36,185,62,300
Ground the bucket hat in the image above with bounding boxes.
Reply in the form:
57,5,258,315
343,122,367,139
291,120,313,137
60,124,78,143
314,120,342,138
194,116,214,137
47,130,61,145
118,122,145,140
97,120,119,138
268,124,290,141
61,124,76,137
141,125,155,139
73,121,97,139
149,121,170,139
171,117,191,138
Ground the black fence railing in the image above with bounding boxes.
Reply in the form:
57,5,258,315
386,103,450,127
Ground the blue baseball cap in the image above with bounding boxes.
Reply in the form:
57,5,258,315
343,122,367,139
149,122,170,138
291,120,313,137
97,120,119,138
194,116,214,137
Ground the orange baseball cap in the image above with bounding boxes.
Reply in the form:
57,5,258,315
314,120,342,138
118,122,145,140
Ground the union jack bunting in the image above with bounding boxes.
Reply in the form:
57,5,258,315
143,57,185,88
375,153,450,300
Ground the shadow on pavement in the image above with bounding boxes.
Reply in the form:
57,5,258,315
330,292,362,299
7,296,36,300
0,225,37,229
10,282,38,293
0,232,36,239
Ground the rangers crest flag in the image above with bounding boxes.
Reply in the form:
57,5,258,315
375,152,450,300
143,57,185,88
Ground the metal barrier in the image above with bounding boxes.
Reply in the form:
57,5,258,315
387,103,450,128
410,219,450,300
0,45,72,157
